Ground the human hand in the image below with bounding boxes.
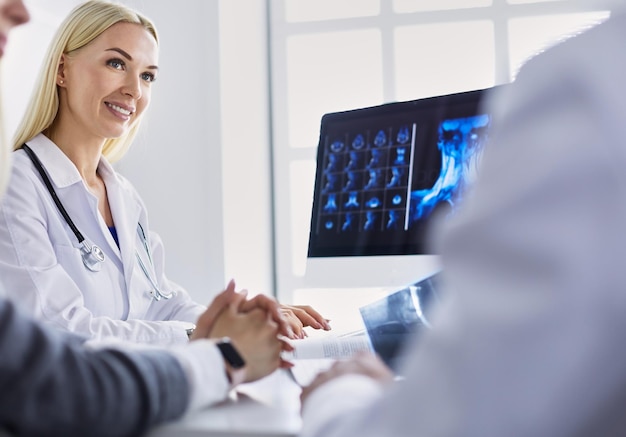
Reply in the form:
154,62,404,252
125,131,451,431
196,281,330,340
238,293,294,339
210,296,294,383
279,304,331,339
300,353,394,405
190,279,240,341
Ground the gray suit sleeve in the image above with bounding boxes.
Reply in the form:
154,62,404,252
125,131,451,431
0,298,189,437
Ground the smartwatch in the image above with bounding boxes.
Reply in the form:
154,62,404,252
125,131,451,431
215,337,246,386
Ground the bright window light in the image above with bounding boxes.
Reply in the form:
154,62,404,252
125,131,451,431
285,0,380,22
394,21,496,101
286,30,384,149
394,0,492,13
508,11,610,79
289,161,316,277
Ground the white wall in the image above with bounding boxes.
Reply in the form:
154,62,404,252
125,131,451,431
117,0,229,305
3,0,274,304
119,0,274,302
217,1,274,298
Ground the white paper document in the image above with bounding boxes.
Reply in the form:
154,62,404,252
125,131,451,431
285,335,373,386
285,335,373,361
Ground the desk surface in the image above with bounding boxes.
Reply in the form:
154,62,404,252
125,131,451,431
148,369,303,437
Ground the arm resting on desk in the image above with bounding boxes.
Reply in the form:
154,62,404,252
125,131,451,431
0,299,189,437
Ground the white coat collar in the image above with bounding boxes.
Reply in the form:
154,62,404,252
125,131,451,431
22,133,142,278
22,133,118,189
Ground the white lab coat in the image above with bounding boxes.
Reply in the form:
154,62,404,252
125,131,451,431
0,134,206,345
302,9,626,437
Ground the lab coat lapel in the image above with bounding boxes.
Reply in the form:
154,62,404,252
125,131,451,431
98,161,141,293
25,135,124,271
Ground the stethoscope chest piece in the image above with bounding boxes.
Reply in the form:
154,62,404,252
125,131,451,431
81,242,105,272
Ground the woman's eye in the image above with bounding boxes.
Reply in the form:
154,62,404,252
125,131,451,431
141,72,156,82
107,58,124,70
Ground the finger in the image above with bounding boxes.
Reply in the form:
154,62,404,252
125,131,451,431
279,358,294,369
229,289,248,313
191,280,238,340
281,310,304,339
238,291,272,308
240,293,278,315
241,294,293,338
235,288,249,309
297,305,331,330
208,279,237,307
282,305,331,330
291,308,324,330
279,337,295,353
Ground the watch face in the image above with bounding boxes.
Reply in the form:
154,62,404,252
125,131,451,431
217,340,246,369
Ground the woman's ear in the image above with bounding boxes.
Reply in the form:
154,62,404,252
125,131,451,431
56,53,67,87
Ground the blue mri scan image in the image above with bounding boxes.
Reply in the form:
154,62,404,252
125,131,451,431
410,114,490,223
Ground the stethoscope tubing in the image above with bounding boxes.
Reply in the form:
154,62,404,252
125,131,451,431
22,144,86,244
20,143,173,300
136,223,174,300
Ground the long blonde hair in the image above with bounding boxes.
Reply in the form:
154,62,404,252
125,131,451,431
12,0,158,162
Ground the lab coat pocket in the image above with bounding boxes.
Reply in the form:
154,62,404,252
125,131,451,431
126,266,157,319
53,243,124,316
53,243,100,284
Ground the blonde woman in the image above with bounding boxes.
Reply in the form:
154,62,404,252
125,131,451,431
0,0,329,345
0,1,290,435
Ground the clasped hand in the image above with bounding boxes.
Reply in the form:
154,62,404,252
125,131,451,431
191,280,322,383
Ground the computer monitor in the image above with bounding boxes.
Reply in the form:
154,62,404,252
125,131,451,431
305,87,493,289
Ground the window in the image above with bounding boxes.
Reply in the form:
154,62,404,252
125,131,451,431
268,0,610,318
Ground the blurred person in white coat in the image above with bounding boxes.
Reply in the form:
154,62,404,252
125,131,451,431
300,5,626,437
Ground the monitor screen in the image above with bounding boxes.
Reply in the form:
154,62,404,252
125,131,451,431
303,88,494,289
308,88,491,259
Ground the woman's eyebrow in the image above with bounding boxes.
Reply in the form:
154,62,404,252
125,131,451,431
105,47,159,70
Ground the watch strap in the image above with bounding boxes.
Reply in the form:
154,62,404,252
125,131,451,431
215,337,247,386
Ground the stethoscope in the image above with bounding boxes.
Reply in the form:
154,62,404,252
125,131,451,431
135,222,175,301
22,143,175,301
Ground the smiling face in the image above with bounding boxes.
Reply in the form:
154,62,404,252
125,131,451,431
55,21,158,144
